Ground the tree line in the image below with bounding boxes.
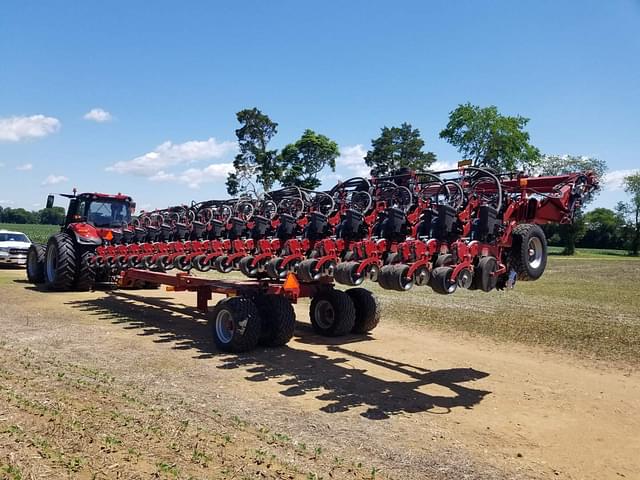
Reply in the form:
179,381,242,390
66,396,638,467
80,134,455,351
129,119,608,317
0,206,66,226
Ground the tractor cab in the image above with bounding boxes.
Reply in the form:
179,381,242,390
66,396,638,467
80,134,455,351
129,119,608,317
47,192,135,230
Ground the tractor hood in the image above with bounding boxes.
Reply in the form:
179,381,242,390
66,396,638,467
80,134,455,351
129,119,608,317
69,223,123,246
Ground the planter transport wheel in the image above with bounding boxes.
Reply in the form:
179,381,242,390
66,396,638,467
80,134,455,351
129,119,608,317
309,289,356,336
509,223,548,281
346,288,380,333
209,297,262,352
255,294,296,347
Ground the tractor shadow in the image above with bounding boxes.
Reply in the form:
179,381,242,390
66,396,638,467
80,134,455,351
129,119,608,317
65,291,491,420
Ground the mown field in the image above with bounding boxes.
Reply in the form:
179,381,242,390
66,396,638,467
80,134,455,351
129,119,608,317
0,223,59,244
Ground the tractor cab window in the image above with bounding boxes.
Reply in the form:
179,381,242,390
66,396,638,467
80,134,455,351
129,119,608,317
86,201,131,227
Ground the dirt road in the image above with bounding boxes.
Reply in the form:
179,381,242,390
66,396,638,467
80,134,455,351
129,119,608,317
1,268,638,479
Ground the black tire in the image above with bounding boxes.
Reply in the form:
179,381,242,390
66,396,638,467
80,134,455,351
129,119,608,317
26,244,46,284
430,267,457,295
297,258,320,282
346,288,380,333
173,254,192,272
509,223,548,281
215,256,233,274
75,247,96,291
239,256,259,278
476,256,498,292
44,233,77,291
192,254,211,272
377,264,413,291
209,297,262,353
309,289,356,336
334,261,364,286
255,294,296,347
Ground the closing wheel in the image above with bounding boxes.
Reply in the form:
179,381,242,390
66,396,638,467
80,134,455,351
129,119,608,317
192,254,212,272
156,255,174,271
334,261,364,286
26,244,46,284
430,267,457,295
475,256,499,292
346,288,380,333
413,266,430,286
209,297,262,352
44,232,77,291
509,224,548,281
255,294,296,347
296,258,321,282
239,256,259,278
309,289,356,336
214,255,234,274
377,264,413,291
265,256,288,280
173,254,193,272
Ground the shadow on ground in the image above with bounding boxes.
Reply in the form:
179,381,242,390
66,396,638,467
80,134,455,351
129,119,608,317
66,291,491,420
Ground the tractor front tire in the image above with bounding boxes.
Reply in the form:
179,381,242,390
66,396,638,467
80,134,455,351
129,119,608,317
44,233,77,291
309,289,355,336
255,294,296,347
26,244,46,284
509,223,548,281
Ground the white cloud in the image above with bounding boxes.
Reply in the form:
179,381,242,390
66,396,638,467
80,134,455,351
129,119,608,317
42,174,69,186
16,163,33,171
150,163,234,189
107,137,237,176
83,108,113,123
336,144,369,177
601,169,639,192
0,199,15,206
429,160,459,171
0,115,61,142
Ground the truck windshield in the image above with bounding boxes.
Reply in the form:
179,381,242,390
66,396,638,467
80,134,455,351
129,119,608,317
87,201,131,227
0,233,29,242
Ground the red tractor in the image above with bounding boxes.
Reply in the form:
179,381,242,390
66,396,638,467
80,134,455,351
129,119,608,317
26,191,136,291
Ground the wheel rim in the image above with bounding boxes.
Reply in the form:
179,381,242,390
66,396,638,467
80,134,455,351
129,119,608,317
215,309,234,344
46,245,57,281
527,237,544,269
314,299,335,330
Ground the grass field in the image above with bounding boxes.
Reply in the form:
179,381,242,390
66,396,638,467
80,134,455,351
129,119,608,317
361,256,640,364
548,246,634,259
0,223,59,243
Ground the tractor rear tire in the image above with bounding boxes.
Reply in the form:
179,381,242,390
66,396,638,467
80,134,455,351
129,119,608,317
309,289,355,336
26,244,46,284
209,297,262,353
255,294,296,347
74,247,96,291
44,233,77,291
346,288,380,333
509,223,547,281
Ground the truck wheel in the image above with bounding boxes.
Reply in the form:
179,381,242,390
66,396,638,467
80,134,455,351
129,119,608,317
44,233,77,291
209,297,262,353
26,244,46,284
346,288,380,333
309,289,355,336
255,294,296,347
509,224,548,281
74,248,96,291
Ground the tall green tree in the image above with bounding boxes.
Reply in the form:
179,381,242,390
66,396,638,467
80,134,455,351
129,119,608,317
38,207,66,225
539,155,607,255
439,103,540,171
226,108,280,195
364,123,436,177
616,172,640,256
581,208,626,249
279,129,339,190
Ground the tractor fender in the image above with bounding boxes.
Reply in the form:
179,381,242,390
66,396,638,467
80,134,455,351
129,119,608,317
67,223,103,246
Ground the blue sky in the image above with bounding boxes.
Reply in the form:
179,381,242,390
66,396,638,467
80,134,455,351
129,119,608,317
1,0,638,212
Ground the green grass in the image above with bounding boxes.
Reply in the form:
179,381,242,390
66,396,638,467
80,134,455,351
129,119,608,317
0,223,59,244
365,257,640,364
548,246,637,259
